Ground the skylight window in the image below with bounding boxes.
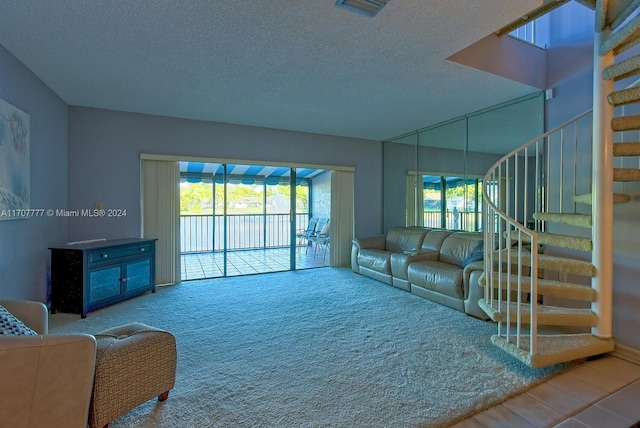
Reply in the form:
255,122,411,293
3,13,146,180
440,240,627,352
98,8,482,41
336,0,390,17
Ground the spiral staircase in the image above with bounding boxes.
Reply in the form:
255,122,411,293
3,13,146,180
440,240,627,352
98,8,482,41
479,0,640,368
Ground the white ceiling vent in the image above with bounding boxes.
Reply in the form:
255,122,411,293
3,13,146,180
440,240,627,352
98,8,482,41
336,0,390,17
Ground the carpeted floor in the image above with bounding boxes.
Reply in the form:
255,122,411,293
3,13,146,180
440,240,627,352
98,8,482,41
50,267,575,427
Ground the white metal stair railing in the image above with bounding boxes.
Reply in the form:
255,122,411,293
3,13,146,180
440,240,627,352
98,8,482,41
481,0,640,368
481,98,638,368
480,110,610,368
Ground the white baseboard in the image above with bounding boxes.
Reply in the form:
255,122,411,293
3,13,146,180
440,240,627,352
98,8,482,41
611,342,640,365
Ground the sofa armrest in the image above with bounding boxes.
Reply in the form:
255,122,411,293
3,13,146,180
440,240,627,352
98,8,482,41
352,235,386,250
352,235,386,273
0,299,48,334
462,261,489,320
0,333,97,428
462,261,485,292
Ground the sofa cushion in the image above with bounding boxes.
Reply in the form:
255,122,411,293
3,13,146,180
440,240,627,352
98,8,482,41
358,249,393,274
420,230,452,252
390,250,439,280
408,261,464,299
385,227,428,254
438,233,483,267
0,305,37,336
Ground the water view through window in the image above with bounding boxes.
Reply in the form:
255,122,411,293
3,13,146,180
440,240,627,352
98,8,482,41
421,175,484,231
179,162,329,280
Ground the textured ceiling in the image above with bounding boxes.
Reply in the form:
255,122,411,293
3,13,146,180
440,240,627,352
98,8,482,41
0,0,542,142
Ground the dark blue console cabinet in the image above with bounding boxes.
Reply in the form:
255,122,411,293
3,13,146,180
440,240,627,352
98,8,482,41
50,238,157,318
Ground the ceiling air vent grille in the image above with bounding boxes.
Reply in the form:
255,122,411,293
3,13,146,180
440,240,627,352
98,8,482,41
336,0,390,17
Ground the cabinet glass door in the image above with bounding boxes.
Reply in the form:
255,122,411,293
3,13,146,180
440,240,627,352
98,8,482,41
88,266,122,304
124,259,152,293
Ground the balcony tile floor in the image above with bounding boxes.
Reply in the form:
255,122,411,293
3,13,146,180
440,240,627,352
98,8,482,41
181,244,329,280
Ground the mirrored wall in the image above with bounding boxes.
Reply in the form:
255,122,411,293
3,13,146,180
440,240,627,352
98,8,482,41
382,92,544,232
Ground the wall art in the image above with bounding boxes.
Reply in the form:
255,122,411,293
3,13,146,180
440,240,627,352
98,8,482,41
0,97,30,220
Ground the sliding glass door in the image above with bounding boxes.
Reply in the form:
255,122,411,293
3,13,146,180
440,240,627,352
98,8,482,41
222,166,291,276
179,162,328,280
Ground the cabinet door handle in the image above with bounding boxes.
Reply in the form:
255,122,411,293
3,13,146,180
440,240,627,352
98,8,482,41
121,277,128,282
139,247,145,252
101,254,108,258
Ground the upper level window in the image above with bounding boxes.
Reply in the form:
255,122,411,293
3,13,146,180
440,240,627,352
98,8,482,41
509,16,549,49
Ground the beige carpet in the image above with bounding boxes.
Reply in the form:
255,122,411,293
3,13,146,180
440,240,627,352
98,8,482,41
50,268,575,428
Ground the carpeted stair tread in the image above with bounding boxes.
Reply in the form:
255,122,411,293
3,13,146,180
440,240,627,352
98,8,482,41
573,192,631,204
614,167,640,181
491,334,615,368
600,13,640,56
594,0,606,31
612,114,640,131
532,212,592,228
479,272,596,301
478,300,598,327
506,230,592,251
497,250,596,276
603,54,640,81
615,34,640,57
592,0,640,31
610,0,640,30
608,86,640,106
614,142,640,156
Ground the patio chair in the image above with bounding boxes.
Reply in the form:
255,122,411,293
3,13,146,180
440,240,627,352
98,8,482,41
296,217,319,248
310,220,330,259
305,218,328,253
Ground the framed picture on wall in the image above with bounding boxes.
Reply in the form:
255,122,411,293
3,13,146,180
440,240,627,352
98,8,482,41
0,97,30,220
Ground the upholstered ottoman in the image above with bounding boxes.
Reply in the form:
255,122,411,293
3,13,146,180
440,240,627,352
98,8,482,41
89,323,177,428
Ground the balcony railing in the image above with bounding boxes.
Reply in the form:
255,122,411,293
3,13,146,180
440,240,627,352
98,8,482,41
180,213,310,253
423,210,482,231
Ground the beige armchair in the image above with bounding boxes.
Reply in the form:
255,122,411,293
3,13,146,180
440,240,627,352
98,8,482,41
0,299,97,428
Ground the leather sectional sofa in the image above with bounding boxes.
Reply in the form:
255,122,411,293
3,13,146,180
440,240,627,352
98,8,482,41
351,227,487,319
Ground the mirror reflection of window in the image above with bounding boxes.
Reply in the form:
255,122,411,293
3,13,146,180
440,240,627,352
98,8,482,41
419,174,484,232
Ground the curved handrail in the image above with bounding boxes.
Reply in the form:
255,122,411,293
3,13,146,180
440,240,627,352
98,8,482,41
485,78,640,227
481,106,594,356
482,108,592,221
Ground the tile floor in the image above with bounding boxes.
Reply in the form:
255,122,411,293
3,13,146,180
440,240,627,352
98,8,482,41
454,354,640,427
181,245,329,280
